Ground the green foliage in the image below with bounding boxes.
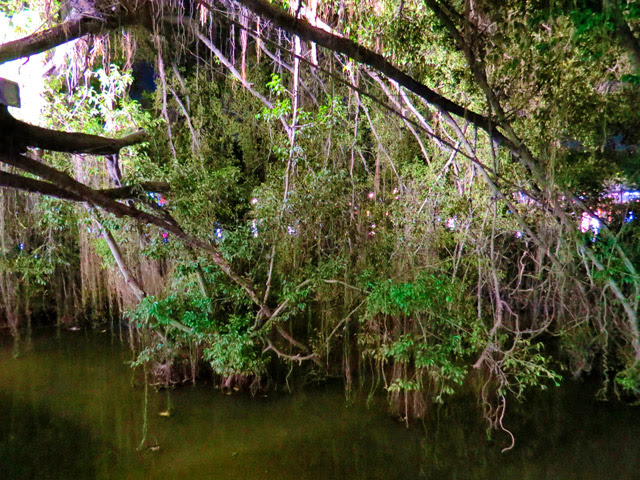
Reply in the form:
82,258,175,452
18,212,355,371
501,339,562,397
256,74,292,121
621,74,640,85
44,65,155,137
615,364,640,395
7,0,640,423
361,273,481,402
0,0,29,15
203,314,267,377
366,273,458,316
130,293,265,377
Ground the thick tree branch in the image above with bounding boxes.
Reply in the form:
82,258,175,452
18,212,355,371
0,107,148,155
99,182,171,199
0,16,106,65
0,169,169,202
0,172,170,202
424,0,546,184
0,150,269,314
224,0,508,143
0,169,82,201
0,12,143,66
0,150,169,225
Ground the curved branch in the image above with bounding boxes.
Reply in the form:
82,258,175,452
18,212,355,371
264,338,320,365
0,150,269,314
0,169,82,201
0,14,139,66
99,182,171,199
0,107,148,155
224,0,507,143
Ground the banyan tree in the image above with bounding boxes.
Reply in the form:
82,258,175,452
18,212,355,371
1,0,640,431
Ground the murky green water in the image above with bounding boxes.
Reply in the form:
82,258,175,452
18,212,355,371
1,331,640,479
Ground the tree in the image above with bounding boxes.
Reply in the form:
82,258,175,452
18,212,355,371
1,0,640,430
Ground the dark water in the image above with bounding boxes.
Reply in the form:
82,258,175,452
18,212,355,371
1,331,639,479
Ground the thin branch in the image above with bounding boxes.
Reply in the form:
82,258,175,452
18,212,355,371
164,15,294,139
257,278,313,330
366,69,433,164
91,213,146,301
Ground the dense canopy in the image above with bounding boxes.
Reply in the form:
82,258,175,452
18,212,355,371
1,0,640,431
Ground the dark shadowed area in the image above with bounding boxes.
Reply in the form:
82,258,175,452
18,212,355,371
2,331,640,479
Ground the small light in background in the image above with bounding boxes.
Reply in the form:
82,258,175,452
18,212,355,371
445,216,456,230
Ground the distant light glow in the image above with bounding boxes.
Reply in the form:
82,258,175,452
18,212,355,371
578,186,640,235
580,212,601,234
148,192,167,206
0,12,50,123
445,216,457,230
606,189,640,203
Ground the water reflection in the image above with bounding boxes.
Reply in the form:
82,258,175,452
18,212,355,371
1,332,640,479
0,392,101,479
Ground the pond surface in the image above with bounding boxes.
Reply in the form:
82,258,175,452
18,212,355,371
1,331,640,479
